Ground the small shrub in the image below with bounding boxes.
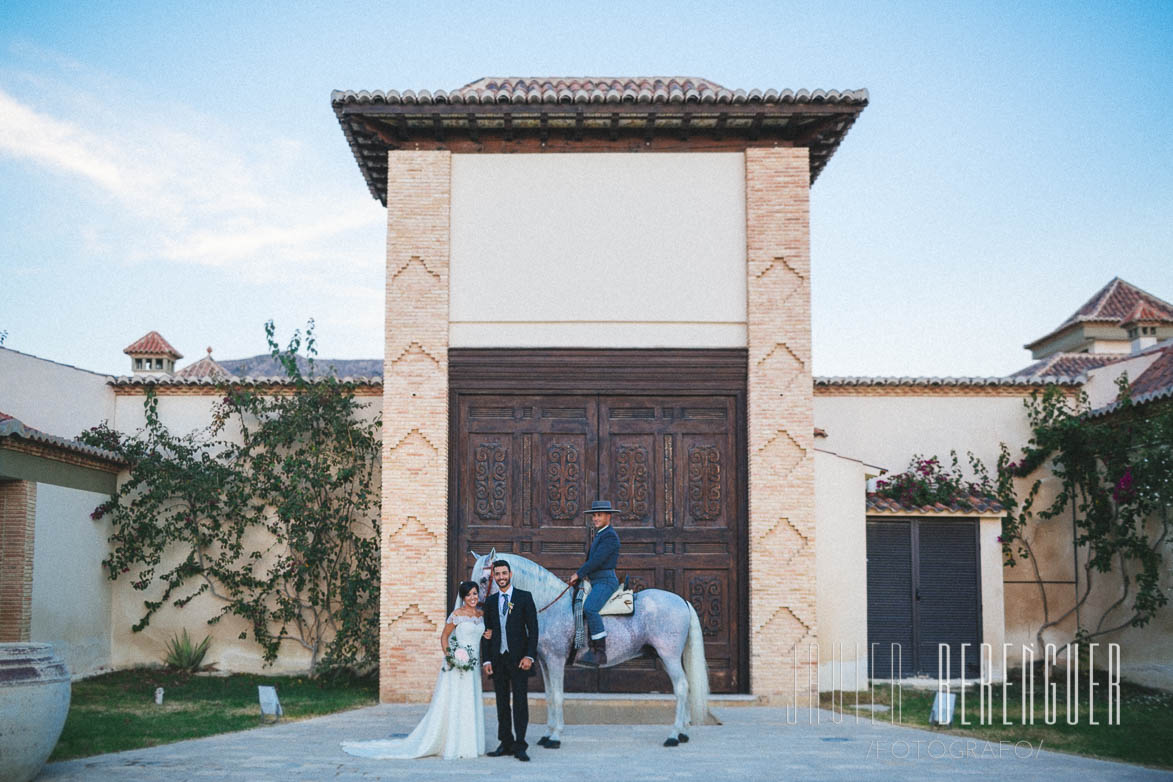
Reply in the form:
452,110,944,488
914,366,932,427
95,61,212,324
163,629,212,671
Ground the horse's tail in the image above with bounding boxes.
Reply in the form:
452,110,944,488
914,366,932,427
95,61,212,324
683,602,712,727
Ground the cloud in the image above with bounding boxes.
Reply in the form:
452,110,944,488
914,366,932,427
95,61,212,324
0,88,129,194
0,73,383,277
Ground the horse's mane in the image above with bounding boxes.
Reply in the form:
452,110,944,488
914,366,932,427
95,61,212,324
492,552,566,609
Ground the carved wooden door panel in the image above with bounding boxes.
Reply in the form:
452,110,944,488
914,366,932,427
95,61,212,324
597,397,741,693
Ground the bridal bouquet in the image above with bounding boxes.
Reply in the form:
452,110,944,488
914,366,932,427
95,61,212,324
444,641,478,672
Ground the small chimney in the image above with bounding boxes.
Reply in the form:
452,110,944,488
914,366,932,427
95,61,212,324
123,331,183,376
1119,302,1172,356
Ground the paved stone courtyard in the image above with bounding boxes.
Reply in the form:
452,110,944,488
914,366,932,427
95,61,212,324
42,705,1170,781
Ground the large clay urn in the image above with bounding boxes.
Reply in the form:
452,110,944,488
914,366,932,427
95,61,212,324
0,644,71,782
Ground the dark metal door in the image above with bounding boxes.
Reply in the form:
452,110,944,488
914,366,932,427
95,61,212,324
865,518,981,679
454,393,743,693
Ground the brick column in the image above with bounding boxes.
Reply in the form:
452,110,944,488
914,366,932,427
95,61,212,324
381,151,451,701
745,148,817,699
0,480,37,642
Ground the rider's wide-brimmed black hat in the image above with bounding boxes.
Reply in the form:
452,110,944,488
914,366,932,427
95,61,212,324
584,500,620,515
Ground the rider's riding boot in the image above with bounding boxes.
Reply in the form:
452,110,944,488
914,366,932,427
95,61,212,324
578,637,607,667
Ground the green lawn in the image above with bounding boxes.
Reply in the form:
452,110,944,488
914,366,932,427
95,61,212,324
820,670,1173,769
50,669,377,761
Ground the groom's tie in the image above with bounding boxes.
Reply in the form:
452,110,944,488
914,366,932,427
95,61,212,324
499,593,509,654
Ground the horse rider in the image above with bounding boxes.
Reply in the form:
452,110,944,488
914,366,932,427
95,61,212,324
567,499,621,667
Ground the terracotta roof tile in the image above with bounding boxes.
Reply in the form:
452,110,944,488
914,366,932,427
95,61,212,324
1008,353,1122,379
174,348,233,379
1120,300,1173,326
1130,345,1173,398
123,331,183,359
866,492,1004,514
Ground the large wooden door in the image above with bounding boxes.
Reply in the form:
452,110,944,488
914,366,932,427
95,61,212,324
452,385,745,693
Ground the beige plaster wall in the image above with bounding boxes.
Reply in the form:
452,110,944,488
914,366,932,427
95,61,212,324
0,347,115,437
813,449,868,690
30,483,113,677
108,528,318,674
449,153,747,348
108,391,381,675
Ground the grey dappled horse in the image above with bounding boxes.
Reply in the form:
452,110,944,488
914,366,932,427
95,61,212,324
471,549,710,747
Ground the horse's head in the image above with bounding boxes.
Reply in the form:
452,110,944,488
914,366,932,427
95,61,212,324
468,548,498,608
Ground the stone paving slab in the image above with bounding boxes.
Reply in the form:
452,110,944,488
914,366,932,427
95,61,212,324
41,705,1171,781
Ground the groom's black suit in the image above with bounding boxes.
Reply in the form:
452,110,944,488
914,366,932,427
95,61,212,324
481,587,539,753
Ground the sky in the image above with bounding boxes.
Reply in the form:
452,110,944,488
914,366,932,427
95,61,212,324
1,0,1170,378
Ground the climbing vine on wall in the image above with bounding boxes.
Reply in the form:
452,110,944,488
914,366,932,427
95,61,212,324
81,321,381,676
996,379,1171,648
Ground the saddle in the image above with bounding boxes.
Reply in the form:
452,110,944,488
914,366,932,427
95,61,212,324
571,578,635,651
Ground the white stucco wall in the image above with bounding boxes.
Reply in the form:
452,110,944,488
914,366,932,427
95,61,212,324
814,449,870,690
813,394,1034,475
449,153,747,348
30,482,113,677
0,347,115,438
1082,352,1161,408
113,393,226,440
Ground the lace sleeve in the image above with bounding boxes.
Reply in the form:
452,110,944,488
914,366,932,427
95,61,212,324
446,612,457,625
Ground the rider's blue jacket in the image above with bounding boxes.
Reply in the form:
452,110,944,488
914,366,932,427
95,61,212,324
576,525,620,582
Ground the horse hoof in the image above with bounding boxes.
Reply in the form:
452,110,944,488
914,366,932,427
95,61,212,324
664,737,679,747
544,740,561,749
678,733,689,743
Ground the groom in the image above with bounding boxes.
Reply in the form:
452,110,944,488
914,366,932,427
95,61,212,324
481,559,539,762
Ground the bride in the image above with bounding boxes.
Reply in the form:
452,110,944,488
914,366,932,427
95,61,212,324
342,581,486,760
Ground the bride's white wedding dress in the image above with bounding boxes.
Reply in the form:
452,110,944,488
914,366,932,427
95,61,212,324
342,613,486,760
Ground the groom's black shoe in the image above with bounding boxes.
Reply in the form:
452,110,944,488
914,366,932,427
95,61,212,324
487,744,512,757
515,748,530,762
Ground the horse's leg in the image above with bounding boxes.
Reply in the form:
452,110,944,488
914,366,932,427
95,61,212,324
659,654,690,747
541,653,566,747
536,657,554,746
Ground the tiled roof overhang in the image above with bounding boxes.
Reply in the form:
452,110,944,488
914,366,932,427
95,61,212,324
331,78,868,205
0,413,124,467
866,492,1004,515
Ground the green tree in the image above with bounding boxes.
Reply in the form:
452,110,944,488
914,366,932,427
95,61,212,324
82,321,381,675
